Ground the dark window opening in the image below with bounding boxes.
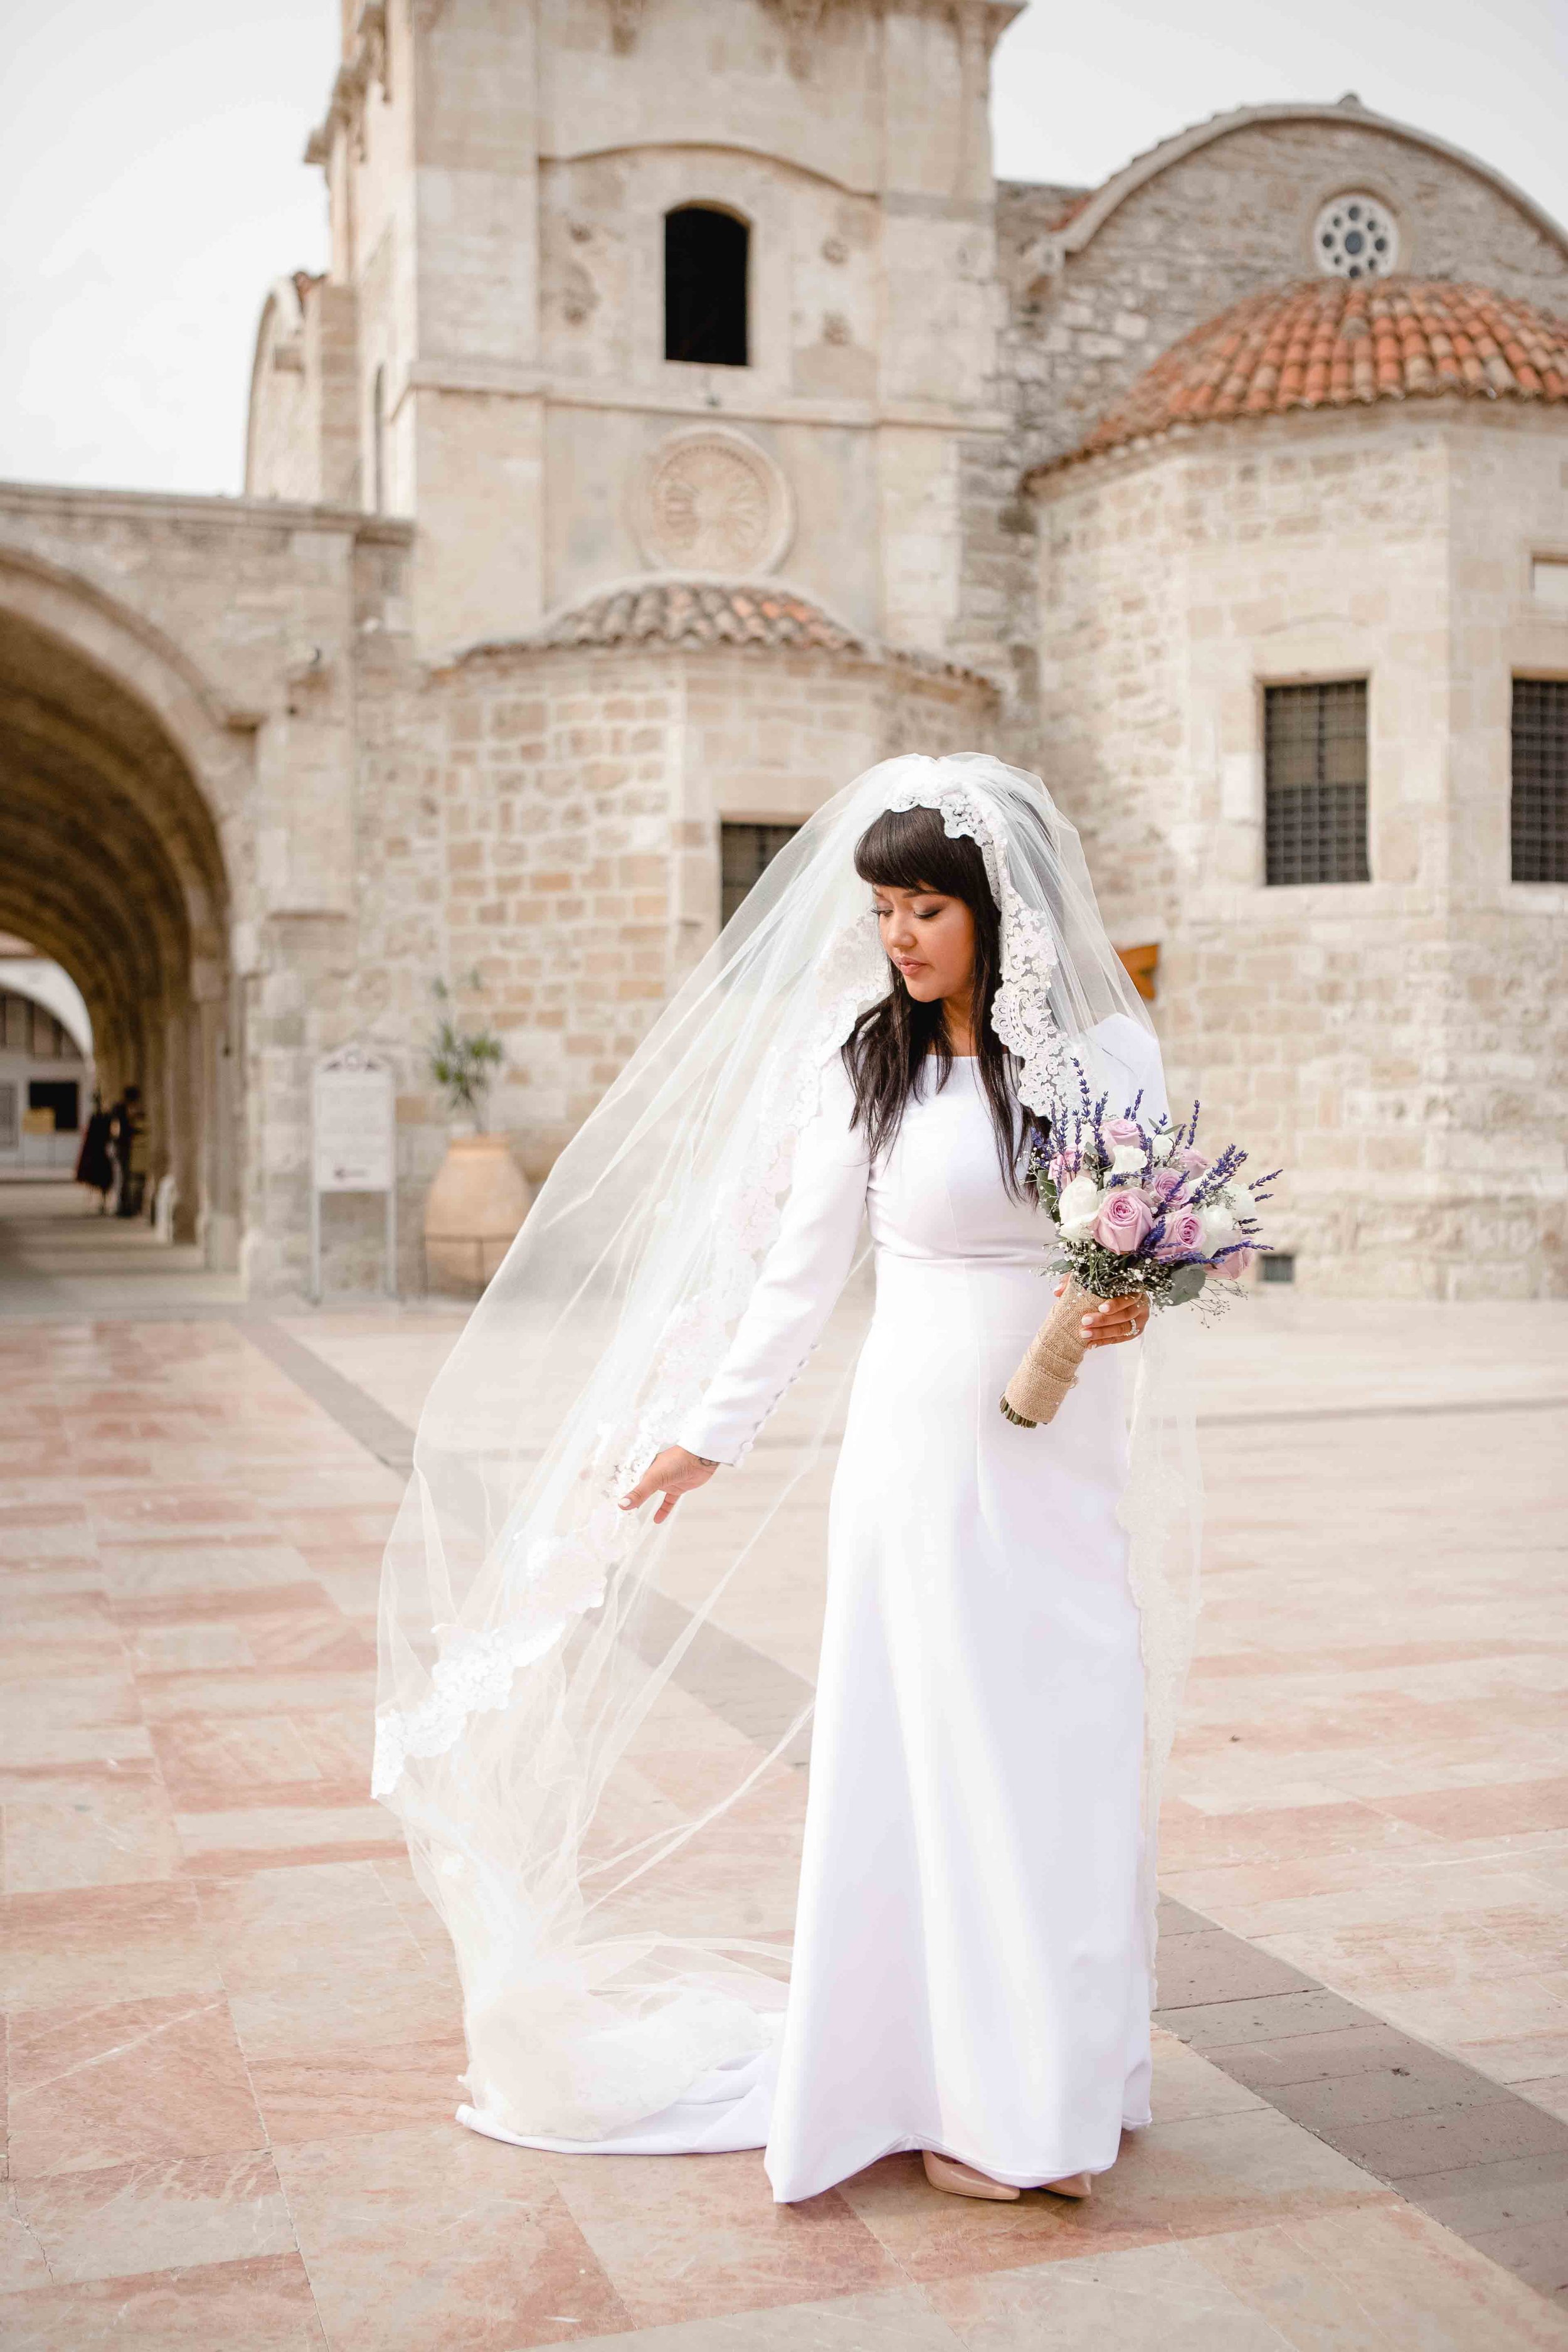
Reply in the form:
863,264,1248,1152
1264,681,1370,885
1512,678,1568,882
665,206,749,368
28,1079,80,1132
722,821,798,926
1261,1252,1296,1285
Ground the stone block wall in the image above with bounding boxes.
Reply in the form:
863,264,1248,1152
1032,402,1568,1297
414,642,994,1177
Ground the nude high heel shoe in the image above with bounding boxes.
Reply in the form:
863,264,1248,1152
922,2150,1020,2201
1042,2171,1092,2200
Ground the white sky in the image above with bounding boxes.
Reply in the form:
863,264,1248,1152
1,0,1564,499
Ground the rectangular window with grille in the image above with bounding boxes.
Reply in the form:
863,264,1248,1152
1263,681,1370,886
1512,679,1568,882
721,821,800,927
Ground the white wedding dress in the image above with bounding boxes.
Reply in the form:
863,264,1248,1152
485,1025,1164,2201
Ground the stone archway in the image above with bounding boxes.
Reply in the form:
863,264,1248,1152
0,596,239,1262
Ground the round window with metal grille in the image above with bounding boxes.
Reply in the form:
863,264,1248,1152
1313,192,1399,280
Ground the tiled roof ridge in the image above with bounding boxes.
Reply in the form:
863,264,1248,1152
458,578,995,689
536,576,865,655
1036,277,1568,478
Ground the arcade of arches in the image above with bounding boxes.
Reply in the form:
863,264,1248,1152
0,605,235,1254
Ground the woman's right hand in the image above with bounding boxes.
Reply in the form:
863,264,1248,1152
618,1446,719,1524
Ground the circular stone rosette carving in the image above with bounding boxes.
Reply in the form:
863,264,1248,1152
633,428,794,576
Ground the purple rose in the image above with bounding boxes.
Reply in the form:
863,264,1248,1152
1093,1189,1154,1254
1177,1144,1210,1177
1047,1152,1076,1186
1155,1209,1204,1261
1151,1165,1186,1201
1104,1117,1145,1147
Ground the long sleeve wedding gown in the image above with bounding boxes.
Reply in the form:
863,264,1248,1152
483,1021,1165,2203
677,1025,1164,2202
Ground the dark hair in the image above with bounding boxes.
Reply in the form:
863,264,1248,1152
842,803,1025,1194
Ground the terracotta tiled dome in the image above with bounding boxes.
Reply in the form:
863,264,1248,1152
470,576,990,686
1046,278,1568,472
533,579,862,654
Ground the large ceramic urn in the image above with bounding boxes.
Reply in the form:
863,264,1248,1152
423,1131,531,1293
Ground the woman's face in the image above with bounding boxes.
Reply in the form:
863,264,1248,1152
871,883,977,1005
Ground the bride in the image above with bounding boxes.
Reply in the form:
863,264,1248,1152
373,753,1202,2209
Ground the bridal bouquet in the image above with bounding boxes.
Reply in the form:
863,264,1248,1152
1000,1078,1277,1429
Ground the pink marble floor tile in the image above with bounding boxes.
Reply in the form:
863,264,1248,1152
541,2144,892,2331
1374,1775,1568,1842
0,1501,90,1535
149,1714,325,1807
110,1578,337,1628
0,2250,327,2349
1192,2198,1568,2351
0,1675,142,1766
175,1799,405,1877
1,2183,53,2295
6,1989,264,2178
95,1544,319,1599
13,2149,293,2282
0,1523,98,1563
87,1489,273,1542
0,1879,221,2008
249,2035,470,2146
1158,1799,1443,1874
295,1710,376,1783
2,1771,183,1894
277,2121,632,2352
193,1858,419,1989
125,1621,256,1671
228,1959,461,2065
135,1668,374,1722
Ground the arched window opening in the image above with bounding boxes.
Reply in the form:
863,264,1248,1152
372,364,388,514
665,206,749,368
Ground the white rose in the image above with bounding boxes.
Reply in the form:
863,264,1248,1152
1198,1203,1236,1256
1055,1173,1103,1239
1152,1130,1176,1163
1110,1142,1145,1176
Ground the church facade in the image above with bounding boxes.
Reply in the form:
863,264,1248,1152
1,0,1564,1293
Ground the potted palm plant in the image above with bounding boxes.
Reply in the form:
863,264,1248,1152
422,978,531,1293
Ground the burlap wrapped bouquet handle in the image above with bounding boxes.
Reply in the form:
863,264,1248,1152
1000,1275,1092,1428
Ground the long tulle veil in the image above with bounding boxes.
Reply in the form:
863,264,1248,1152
374,753,1202,2145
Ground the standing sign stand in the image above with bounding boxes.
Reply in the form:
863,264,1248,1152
310,1044,397,1304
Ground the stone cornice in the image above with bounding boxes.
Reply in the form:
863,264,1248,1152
401,354,1009,433
0,479,413,543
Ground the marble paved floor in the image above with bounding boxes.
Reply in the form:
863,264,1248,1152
1,1223,1566,2346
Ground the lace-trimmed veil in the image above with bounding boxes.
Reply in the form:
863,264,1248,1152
375,753,1202,2144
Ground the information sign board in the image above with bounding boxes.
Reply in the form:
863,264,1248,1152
309,1045,397,1301
314,1057,395,1194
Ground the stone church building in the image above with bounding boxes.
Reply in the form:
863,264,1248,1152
1,0,1564,1293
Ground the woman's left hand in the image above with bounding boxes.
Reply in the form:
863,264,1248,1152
1056,1282,1150,1348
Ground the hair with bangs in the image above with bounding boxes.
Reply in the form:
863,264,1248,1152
843,803,1025,1192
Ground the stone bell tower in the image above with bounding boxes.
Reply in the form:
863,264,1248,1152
278,0,1023,662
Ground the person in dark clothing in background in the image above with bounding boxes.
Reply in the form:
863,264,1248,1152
108,1086,145,1219
75,1090,114,1212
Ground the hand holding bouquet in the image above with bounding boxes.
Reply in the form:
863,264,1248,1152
1000,1078,1278,1429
